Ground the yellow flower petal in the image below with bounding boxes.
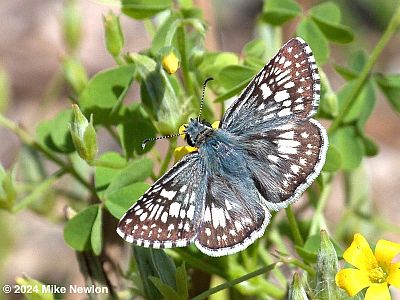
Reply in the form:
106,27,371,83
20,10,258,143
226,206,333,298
174,146,197,162
335,268,371,296
343,233,378,270
365,283,391,300
387,262,400,288
179,124,188,138
375,239,400,271
212,121,220,129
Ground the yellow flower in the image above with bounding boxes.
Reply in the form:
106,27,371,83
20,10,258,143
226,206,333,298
173,121,220,162
336,233,400,300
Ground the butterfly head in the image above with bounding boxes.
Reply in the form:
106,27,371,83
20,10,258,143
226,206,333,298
184,118,212,147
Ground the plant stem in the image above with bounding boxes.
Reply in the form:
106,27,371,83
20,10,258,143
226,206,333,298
171,248,225,278
0,113,92,191
158,138,177,177
309,176,333,236
285,206,304,247
89,159,126,169
12,169,66,213
329,4,400,133
191,263,281,300
176,17,194,96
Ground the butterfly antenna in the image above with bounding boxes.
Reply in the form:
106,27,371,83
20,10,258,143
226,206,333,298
198,77,214,120
142,132,183,149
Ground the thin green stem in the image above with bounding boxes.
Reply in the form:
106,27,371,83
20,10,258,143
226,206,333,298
191,264,280,300
12,169,66,213
285,206,304,247
285,258,315,277
171,248,225,278
176,18,194,96
0,113,92,191
309,176,333,236
89,159,126,169
158,138,177,177
329,4,400,133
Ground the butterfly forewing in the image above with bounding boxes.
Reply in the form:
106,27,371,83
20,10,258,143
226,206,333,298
117,152,206,248
117,37,328,257
221,38,320,133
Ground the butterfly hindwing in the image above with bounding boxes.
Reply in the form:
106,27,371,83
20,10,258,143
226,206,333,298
221,38,320,134
117,37,328,257
240,119,327,209
117,152,206,248
195,173,270,256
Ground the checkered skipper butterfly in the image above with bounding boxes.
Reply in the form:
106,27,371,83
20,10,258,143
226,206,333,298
117,37,328,256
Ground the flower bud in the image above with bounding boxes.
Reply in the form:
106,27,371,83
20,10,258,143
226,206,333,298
62,57,88,94
161,47,180,74
0,165,16,211
315,230,342,299
70,104,98,163
288,273,308,300
130,53,185,135
63,0,82,52
103,11,124,58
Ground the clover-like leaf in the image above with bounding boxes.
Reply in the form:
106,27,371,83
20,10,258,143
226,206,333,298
122,0,172,20
297,18,329,64
309,2,353,43
262,0,301,26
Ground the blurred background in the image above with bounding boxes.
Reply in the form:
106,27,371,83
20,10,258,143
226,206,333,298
0,0,399,299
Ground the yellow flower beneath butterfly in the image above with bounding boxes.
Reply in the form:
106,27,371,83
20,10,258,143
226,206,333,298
174,120,220,161
336,233,400,299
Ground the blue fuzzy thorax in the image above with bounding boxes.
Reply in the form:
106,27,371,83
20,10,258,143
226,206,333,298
185,118,248,179
184,118,213,147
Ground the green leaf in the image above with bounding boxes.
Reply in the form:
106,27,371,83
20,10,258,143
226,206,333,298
375,73,400,112
36,109,75,153
105,182,150,219
94,152,127,198
359,133,379,157
15,276,54,300
64,205,99,251
296,234,343,263
309,2,353,43
333,64,358,81
297,18,329,64
151,249,177,289
175,263,188,298
338,80,376,126
133,247,163,300
217,65,257,90
151,14,179,54
349,50,368,73
322,145,341,172
243,38,267,59
213,80,250,103
91,206,102,256
329,126,364,170
117,103,156,157
197,52,239,79
122,0,172,19
105,157,153,195
78,65,135,125
149,277,181,300
261,0,301,26
131,53,185,135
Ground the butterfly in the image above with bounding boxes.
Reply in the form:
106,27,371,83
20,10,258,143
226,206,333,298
117,37,328,257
